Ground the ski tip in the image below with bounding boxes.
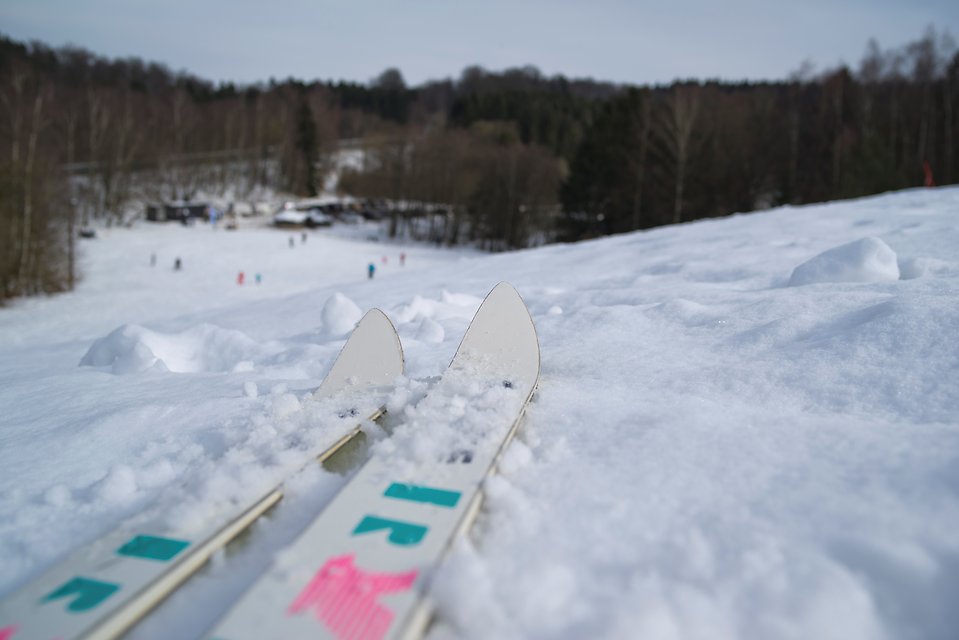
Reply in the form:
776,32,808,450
363,307,405,368
484,282,526,312
358,307,394,332
455,282,540,386
490,280,518,295
315,307,404,398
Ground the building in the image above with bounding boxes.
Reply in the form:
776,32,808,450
145,201,211,222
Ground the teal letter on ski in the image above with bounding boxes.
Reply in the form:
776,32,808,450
43,577,120,612
384,483,461,508
116,534,189,561
353,516,428,546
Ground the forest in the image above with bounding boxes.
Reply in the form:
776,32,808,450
0,28,956,301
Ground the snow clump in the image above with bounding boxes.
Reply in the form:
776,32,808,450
788,237,899,286
319,292,363,336
79,324,266,374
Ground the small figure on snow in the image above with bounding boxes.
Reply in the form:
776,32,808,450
368,262,376,279
150,252,156,267
399,252,406,266
923,160,935,187
255,273,262,285
174,257,182,271
301,232,308,244
289,236,295,248
237,271,245,285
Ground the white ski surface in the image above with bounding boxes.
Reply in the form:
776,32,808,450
0,309,403,640
208,282,540,640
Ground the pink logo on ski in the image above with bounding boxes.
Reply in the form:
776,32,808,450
288,554,417,640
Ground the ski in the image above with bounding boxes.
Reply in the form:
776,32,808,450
207,282,540,640
0,309,404,640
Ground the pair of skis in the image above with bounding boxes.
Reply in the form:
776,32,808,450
0,283,540,640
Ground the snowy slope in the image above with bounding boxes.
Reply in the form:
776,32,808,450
1,188,958,640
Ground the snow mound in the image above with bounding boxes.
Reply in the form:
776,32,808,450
92,464,139,505
414,317,445,343
319,293,363,336
788,237,899,286
393,291,483,324
80,324,265,374
898,256,954,280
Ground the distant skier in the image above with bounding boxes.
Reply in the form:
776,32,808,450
399,252,406,266
237,271,245,285
255,273,262,285
923,160,935,187
368,262,376,279
289,236,295,248
150,252,156,267
302,232,308,244
174,257,182,271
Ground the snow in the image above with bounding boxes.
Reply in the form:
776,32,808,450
319,292,364,337
787,237,900,286
79,323,271,374
2,187,959,639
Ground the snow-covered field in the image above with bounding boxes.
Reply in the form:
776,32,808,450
2,188,958,639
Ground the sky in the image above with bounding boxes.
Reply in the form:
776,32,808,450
1,0,957,87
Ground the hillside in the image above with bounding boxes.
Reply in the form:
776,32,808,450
1,187,958,639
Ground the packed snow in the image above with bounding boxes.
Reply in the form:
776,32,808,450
1,187,958,640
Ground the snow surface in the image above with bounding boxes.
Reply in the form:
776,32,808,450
1,188,959,639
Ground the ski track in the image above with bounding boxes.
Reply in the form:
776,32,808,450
1,187,958,639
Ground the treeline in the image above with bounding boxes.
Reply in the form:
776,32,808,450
560,34,959,238
0,39,428,300
339,124,562,249
0,38,612,300
341,29,959,246
1,29,957,302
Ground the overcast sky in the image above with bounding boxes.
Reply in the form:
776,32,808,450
1,0,956,86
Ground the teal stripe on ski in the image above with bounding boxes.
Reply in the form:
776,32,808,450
383,483,461,508
116,535,190,561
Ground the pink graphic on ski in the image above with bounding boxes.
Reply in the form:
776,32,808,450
288,554,417,640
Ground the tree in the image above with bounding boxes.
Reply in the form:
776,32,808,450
294,98,318,196
373,68,406,91
657,84,702,224
560,89,646,237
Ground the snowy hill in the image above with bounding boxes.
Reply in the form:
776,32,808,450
1,187,958,640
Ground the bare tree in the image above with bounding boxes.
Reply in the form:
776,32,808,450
658,85,702,224
16,82,49,292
